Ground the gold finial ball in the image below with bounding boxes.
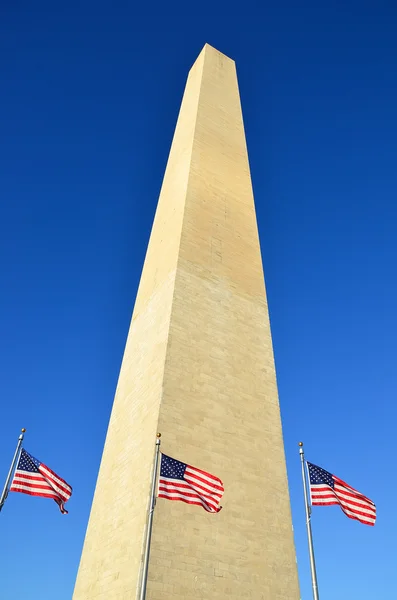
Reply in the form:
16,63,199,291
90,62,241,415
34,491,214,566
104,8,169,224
157,433,161,438
298,441,303,447
21,428,26,433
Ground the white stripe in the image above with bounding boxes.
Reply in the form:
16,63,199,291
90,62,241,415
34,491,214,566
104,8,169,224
159,489,201,500
13,470,44,480
185,466,222,487
11,483,58,496
39,469,71,500
159,476,221,500
12,476,53,490
188,483,223,499
310,484,332,492
339,500,376,517
158,490,215,510
336,493,376,513
340,504,376,523
42,479,71,501
159,477,220,507
334,477,374,500
311,489,376,521
40,466,72,494
159,479,218,502
335,491,376,513
312,497,376,518
311,485,376,514
312,497,376,523
13,469,71,500
315,500,376,523
12,475,49,487
184,472,223,495
158,481,218,509
159,476,185,486
314,495,376,517
334,483,375,506
12,472,67,500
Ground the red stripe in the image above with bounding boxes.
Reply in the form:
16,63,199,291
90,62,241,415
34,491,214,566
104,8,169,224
42,475,71,498
311,492,375,513
14,475,49,486
185,469,224,493
337,503,376,523
312,499,375,523
158,480,220,511
186,465,223,486
12,472,45,482
158,490,220,513
10,486,60,501
13,467,72,499
333,476,375,504
12,482,54,493
160,479,221,501
39,465,72,495
12,475,53,488
158,493,217,512
311,485,376,513
334,482,375,506
311,483,376,525
158,483,218,511
158,485,213,503
336,498,376,518
312,497,375,516
158,491,213,510
181,477,223,498
10,485,68,514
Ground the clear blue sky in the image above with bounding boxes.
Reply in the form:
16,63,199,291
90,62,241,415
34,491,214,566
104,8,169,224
1,1,396,598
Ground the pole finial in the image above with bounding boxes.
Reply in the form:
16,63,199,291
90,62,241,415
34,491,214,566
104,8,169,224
298,441,303,447
21,428,26,433
156,433,161,438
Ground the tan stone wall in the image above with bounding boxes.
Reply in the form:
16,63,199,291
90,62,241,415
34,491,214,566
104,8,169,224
73,44,300,600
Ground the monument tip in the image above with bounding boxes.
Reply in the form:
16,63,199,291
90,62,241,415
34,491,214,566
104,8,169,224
200,43,234,62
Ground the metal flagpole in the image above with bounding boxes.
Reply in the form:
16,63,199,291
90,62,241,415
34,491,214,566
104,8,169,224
139,432,161,600
0,428,26,512
298,441,320,600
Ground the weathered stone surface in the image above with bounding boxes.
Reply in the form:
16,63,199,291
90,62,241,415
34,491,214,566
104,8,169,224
73,44,300,600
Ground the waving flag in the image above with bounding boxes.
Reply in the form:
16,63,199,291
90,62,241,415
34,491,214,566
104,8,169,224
158,454,224,513
307,461,376,526
10,449,72,514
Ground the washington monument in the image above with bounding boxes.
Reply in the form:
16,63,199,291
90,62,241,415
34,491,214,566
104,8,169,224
73,44,300,599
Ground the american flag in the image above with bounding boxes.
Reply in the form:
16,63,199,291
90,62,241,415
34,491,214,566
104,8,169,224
10,449,72,514
307,462,376,526
158,454,224,513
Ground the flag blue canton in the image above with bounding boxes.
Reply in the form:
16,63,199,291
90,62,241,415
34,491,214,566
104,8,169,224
160,455,187,480
307,462,334,488
18,449,41,472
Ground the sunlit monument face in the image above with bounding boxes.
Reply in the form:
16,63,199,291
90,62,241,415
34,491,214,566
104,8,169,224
73,44,300,600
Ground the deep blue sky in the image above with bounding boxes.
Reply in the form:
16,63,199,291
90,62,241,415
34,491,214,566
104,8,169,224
1,2,396,598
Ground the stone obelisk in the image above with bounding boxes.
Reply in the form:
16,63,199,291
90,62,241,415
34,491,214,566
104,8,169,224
73,44,300,600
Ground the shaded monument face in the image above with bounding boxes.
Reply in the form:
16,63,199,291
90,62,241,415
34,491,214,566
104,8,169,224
73,44,300,600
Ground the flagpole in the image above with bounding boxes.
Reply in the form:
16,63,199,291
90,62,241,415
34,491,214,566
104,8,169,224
299,442,320,600
139,432,161,600
0,428,26,512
